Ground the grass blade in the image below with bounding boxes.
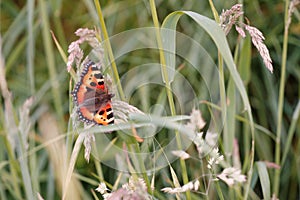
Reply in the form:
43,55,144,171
39,0,65,130
256,162,271,199
162,11,255,199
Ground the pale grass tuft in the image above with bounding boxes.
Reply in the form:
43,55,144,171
96,182,109,194
67,40,83,72
220,4,243,35
95,182,111,199
235,26,246,38
186,109,206,131
0,37,18,151
219,4,274,73
3,93,18,151
18,97,34,150
122,176,147,192
193,132,205,154
37,192,44,200
194,180,200,191
171,150,190,160
192,131,220,159
217,167,246,186
103,176,151,200
74,28,95,39
205,131,218,147
83,129,95,162
112,100,144,124
207,147,224,169
161,180,200,194
70,107,80,129
244,25,273,73
67,28,103,72
184,109,222,160
287,0,300,31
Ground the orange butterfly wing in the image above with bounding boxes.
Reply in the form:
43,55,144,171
72,61,114,125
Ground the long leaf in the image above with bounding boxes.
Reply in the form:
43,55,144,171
161,11,255,199
162,11,252,122
256,162,271,199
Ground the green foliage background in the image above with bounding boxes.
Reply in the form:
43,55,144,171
0,0,299,199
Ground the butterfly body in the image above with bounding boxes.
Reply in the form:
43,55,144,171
72,61,114,125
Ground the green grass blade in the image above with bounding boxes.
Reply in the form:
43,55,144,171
93,0,125,101
281,100,300,165
274,0,290,194
149,1,190,199
17,146,34,200
161,10,255,199
39,0,65,130
225,77,235,162
62,134,84,200
162,11,253,122
256,162,271,199
238,36,251,86
26,0,35,94
2,7,27,57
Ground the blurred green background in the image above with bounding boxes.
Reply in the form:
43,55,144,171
0,0,299,199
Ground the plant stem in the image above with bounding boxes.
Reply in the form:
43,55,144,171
27,0,35,94
215,178,225,200
149,0,190,199
274,0,290,195
39,0,65,130
93,0,125,101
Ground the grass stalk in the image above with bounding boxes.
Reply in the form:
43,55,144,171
148,0,190,199
93,0,125,101
131,143,151,191
207,1,255,198
215,178,225,200
16,140,34,200
273,0,290,195
6,22,39,72
26,0,35,94
92,142,104,181
26,1,39,194
52,7,68,50
93,1,153,195
281,100,300,165
3,138,22,199
39,0,65,130
0,39,22,199
208,1,231,197
62,133,84,200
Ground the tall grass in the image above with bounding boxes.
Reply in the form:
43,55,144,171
0,0,299,199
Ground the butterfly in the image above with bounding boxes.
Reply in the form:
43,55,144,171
72,61,114,125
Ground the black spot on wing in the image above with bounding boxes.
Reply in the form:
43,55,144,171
107,112,113,119
94,73,103,79
98,81,104,86
90,82,96,87
91,66,98,71
99,110,105,115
